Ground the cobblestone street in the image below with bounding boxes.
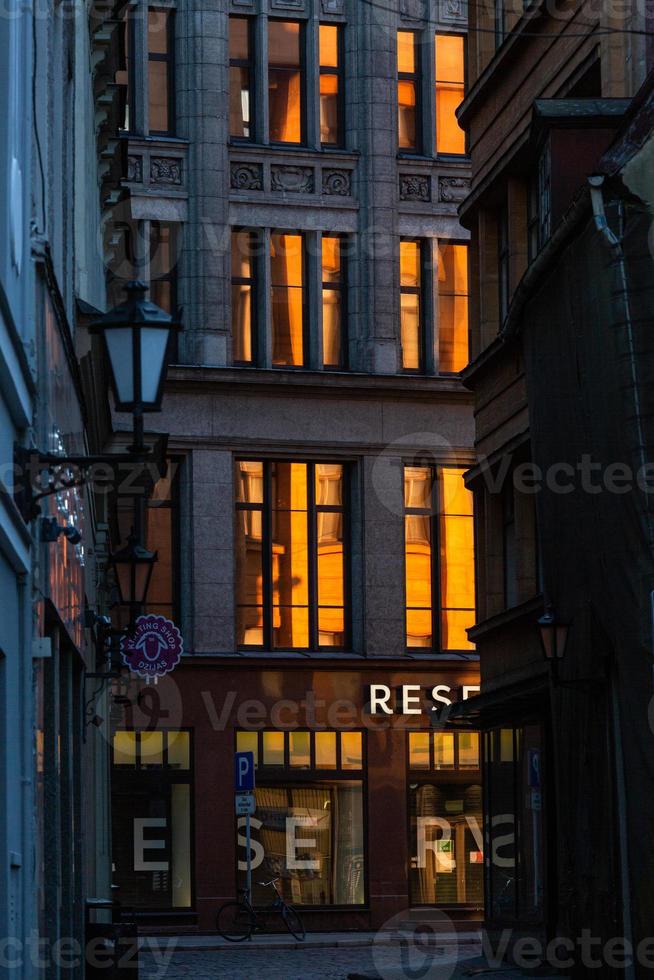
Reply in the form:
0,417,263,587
139,939,485,980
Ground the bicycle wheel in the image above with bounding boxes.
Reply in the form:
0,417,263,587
282,903,305,941
216,901,255,941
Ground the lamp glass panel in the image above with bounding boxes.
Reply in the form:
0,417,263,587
104,327,135,405
115,561,134,604
140,326,170,404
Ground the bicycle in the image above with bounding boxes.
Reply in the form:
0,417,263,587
216,877,306,942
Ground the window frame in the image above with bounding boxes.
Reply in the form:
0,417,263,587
321,233,348,371
234,730,367,909
403,463,475,654
434,32,467,158
229,15,255,142
268,18,307,147
437,238,470,376
235,459,351,653
400,238,426,374
397,29,421,154
319,23,345,149
147,6,176,137
270,230,308,369
231,227,259,366
111,728,195,912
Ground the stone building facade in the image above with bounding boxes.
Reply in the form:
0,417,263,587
107,0,483,933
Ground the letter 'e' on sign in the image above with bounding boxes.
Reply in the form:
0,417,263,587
235,751,255,792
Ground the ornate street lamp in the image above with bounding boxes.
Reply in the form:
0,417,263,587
89,280,180,451
537,607,569,663
109,531,158,611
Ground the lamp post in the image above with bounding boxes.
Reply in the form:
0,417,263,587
89,281,181,453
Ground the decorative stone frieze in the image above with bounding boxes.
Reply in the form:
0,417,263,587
150,157,183,185
127,155,143,183
399,174,430,202
271,165,314,193
438,176,470,203
322,169,351,196
230,163,263,191
439,0,468,24
400,0,426,21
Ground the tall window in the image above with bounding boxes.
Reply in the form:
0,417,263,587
498,205,509,324
322,236,345,369
229,17,253,139
271,233,305,367
268,21,303,144
149,221,178,316
319,25,343,146
232,230,256,364
435,34,465,155
112,730,192,910
400,240,423,371
438,243,469,373
235,731,364,906
147,8,174,135
398,31,419,151
235,460,348,651
404,465,475,651
115,9,130,131
408,731,482,907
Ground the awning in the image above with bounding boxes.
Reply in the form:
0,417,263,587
432,674,549,730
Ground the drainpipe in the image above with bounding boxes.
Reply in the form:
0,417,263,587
588,175,637,980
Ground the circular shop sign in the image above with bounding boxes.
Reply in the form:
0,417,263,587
121,614,184,679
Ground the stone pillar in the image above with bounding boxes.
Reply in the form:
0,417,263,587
176,0,230,365
191,450,236,653
355,2,400,374
362,455,405,656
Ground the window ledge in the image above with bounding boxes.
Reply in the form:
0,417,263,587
166,365,474,402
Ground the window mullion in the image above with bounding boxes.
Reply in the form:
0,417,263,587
432,467,442,653
255,12,269,144
308,464,318,650
306,16,320,149
309,230,322,370
263,461,274,650
261,228,272,368
425,238,438,375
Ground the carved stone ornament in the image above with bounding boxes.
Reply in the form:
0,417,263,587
231,0,254,7
270,0,304,9
400,0,426,21
230,163,263,191
439,0,468,24
321,0,344,12
438,176,470,203
127,155,143,182
321,169,352,196
399,173,430,202
271,165,314,193
150,157,182,185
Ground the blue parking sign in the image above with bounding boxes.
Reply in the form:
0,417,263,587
234,751,255,792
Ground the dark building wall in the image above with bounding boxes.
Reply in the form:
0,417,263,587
521,204,654,966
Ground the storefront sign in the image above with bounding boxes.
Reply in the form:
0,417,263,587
121,615,184,678
365,683,480,716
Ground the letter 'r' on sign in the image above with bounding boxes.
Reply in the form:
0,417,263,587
235,751,255,792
